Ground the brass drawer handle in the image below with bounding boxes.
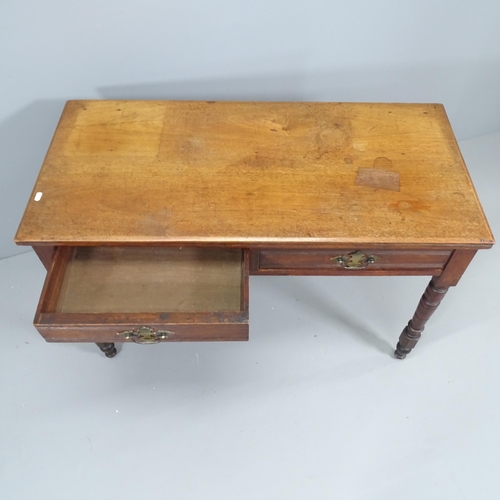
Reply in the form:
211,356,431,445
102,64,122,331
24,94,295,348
331,251,378,269
117,326,175,344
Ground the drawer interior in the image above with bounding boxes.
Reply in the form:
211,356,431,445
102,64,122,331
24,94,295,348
55,247,244,314
35,246,249,342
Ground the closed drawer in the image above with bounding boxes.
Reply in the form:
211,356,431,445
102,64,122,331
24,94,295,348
35,246,249,343
256,248,452,275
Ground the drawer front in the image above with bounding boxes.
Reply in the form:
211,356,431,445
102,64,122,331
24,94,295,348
36,320,248,343
35,246,249,343
255,249,452,275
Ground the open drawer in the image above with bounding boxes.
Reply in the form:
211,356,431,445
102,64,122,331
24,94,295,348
35,246,249,343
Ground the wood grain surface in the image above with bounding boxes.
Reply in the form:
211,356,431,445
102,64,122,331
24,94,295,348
15,100,494,248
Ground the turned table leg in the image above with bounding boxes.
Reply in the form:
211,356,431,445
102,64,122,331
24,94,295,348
96,343,117,358
395,280,448,359
394,249,477,359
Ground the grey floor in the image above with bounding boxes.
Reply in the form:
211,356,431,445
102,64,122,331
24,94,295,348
1,132,499,500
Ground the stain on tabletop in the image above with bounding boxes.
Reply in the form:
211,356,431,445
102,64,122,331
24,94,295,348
389,200,430,212
354,156,401,192
373,157,393,169
355,168,400,192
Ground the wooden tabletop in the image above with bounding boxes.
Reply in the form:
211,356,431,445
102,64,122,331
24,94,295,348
15,100,494,248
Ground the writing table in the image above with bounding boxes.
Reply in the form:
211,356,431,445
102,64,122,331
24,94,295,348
15,101,494,358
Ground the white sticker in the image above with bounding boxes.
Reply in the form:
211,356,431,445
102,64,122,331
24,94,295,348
34,192,43,201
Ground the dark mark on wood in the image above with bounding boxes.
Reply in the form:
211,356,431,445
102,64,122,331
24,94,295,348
373,157,393,169
355,167,400,192
389,199,430,211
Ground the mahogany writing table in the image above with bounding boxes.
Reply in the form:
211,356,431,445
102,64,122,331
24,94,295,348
15,101,494,358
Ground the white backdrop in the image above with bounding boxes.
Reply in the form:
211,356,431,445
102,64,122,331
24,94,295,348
1,0,500,258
